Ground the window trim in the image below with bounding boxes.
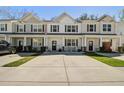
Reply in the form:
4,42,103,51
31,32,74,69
65,25,78,32
87,24,96,32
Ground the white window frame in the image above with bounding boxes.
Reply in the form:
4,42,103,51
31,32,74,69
38,25,42,32
65,39,78,47
18,24,24,32
51,25,59,32
87,24,96,32
103,24,111,32
65,25,78,32
33,24,38,32
0,24,7,31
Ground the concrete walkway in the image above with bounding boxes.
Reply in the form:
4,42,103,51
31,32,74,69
0,54,124,85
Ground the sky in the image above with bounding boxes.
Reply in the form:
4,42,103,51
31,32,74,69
1,6,124,20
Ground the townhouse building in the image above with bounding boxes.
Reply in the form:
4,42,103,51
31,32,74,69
0,12,122,52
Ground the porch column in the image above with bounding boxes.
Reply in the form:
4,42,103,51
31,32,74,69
5,35,11,43
62,37,64,46
84,36,87,47
81,37,84,47
100,37,103,47
43,37,46,46
44,37,48,47
84,36,87,51
44,36,48,51
4,35,7,41
62,37,65,51
119,36,122,47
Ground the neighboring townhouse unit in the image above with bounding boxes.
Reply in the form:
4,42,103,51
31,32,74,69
0,12,122,52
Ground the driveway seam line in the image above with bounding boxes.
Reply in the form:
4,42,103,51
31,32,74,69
62,55,70,86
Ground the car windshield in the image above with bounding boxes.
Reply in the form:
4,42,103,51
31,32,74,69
0,40,10,46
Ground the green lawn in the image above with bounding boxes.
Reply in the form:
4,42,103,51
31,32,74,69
3,55,38,67
86,52,124,67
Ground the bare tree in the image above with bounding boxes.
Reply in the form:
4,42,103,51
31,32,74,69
119,9,124,21
0,7,36,19
78,13,98,20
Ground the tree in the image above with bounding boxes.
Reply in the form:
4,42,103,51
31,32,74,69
119,9,124,21
78,13,98,20
0,7,36,19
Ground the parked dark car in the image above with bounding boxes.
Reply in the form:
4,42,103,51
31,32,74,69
0,40,16,54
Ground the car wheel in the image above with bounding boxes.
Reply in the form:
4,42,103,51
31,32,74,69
11,49,16,54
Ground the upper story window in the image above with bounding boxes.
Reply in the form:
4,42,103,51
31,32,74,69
87,24,96,32
33,25,37,32
17,24,26,32
65,25,78,32
103,24,111,32
17,24,44,33
50,25,59,32
31,24,44,32
0,24,7,31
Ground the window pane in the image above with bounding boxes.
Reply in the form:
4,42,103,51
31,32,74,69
72,39,75,46
72,26,76,32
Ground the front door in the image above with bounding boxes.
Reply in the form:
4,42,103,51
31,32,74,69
89,41,93,51
52,41,57,51
18,40,23,51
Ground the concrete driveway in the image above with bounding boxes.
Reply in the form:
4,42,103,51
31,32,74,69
0,54,124,85
0,54,23,66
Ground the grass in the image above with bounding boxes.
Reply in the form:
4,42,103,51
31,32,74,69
3,54,39,67
86,52,124,67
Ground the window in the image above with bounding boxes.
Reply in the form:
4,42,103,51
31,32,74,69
103,24,111,32
67,39,71,46
50,25,59,32
30,24,44,32
67,26,71,32
65,39,78,46
19,25,23,32
33,25,37,32
0,24,7,31
108,24,111,31
38,25,42,32
72,26,76,32
65,25,78,32
72,39,75,46
87,24,96,32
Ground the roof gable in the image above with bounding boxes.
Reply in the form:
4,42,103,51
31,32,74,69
20,13,42,23
97,15,115,22
53,12,76,23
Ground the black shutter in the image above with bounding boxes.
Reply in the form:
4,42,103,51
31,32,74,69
94,24,96,32
76,39,78,46
17,24,19,32
76,25,78,32
65,25,66,32
5,24,7,31
87,24,89,32
42,25,44,32
51,25,52,32
58,25,59,32
65,39,66,46
24,25,26,32
31,25,33,32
